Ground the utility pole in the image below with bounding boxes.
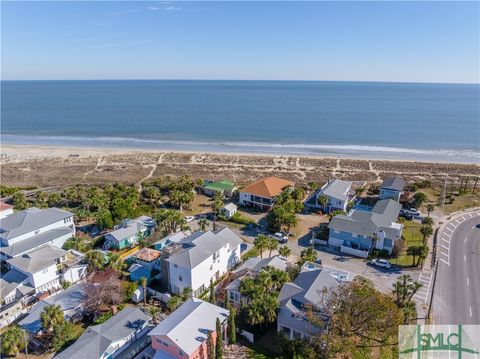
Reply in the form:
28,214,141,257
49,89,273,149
23,329,29,359
438,175,448,208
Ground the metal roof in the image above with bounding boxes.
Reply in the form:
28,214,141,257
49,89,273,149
166,227,242,269
54,307,151,359
380,177,405,192
0,207,73,240
0,227,73,258
148,298,229,356
7,245,67,273
320,179,353,202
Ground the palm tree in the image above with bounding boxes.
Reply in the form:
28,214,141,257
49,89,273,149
392,274,422,307
106,253,124,271
211,193,224,230
267,237,278,257
317,194,328,213
0,326,27,357
298,247,317,266
246,300,264,326
420,225,433,244
40,304,65,333
262,294,279,324
85,250,104,272
426,204,434,218
182,287,192,300
140,277,148,306
198,218,209,232
149,306,160,324
402,301,417,324
166,296,181,313
278,245,291,258
254,234,269,258
239,278,257,304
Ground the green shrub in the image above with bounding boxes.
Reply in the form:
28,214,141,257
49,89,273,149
229,212,256,226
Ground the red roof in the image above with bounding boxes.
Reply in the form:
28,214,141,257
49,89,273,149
241,176,294,199
0,202,13,212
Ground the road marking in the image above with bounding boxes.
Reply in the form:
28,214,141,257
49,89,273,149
441,244,449,251
470,306,473,317
465,237,468,243
464,255,467,262
467,277,470,286
443,232,451,238
441,238,450,244
440,258,450,266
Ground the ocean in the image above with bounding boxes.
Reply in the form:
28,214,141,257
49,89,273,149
1,80,479,163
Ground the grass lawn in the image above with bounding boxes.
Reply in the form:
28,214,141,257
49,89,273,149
183,194,213,216
420,186,480,215
247,348,283,359
242,247,260,259
391,221,424,267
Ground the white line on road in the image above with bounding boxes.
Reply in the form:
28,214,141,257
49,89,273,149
465,237,468,243
440,258,450,266
470,306,473,317
441,238,450,244
445,227,453,233
441,244,449,251
467,277,470,286
464,255,467,262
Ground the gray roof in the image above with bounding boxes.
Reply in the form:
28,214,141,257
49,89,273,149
7,245,67,273
19,284,85,333
223,203,237,211
153,231,189,246
0,268,30,299
149,298,229,356
329,199,402,237
0,227,73,258
0,207,73,240
54,307,151,359
166,227,243,268
320,179,353,201
107,220,146,243
277,266,348,336
234,255,287,274
380,177,405,192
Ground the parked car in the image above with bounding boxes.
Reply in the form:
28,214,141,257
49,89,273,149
401,208,421,217
400,212,413,221
273,232,288,243
369,259,392,269
185,216,195,223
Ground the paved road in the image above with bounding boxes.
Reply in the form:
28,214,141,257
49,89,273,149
433,210,480,324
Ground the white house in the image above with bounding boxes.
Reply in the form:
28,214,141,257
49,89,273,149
0,207,75,260
0,202,14,219
379,177,405,202
165,228,243,297
221,203,237,219
312,179,355,213
0,245,87,328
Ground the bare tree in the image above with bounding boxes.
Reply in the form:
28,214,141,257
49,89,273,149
81,269,123,316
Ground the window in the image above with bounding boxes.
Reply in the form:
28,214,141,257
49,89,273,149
179,349,185,356
179,275,183,282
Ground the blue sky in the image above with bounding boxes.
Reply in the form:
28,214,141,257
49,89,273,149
1,1,479,83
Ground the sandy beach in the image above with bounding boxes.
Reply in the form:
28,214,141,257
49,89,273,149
1,144,478,188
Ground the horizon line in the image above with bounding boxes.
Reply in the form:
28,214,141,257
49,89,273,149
1,78,479,85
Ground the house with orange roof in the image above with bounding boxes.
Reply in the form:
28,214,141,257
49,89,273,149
238,176,294,211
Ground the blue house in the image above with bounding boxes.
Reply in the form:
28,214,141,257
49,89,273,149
129,263,152,283
379,177,405,202
328,199,403,258
128,247,161,283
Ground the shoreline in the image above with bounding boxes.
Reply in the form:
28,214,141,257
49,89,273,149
0,143,478,189
1,142,478,165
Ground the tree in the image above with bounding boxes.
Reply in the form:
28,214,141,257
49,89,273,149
140,276,148,306
166,296,182,312
52,321,77,351
215,318,223,359
392,275,422,308
406,246,423,267
198,218,209,232
227,304,236,344
278,245,291,258
370,233,379,252
12,191,28,210
209,279,216,304
412,192,427,208
426,204,434,217
402,301,417,325
422,217,433,226
254,234,269,258
40,304,65,333
298,247,317,266
211,192,224,230
81,269,123,316
122,280,138,302
0,326,27,356
206,330,215,359
420,225,433,244
85,250,105,271
47,192,62,207
106,253,124,271
96,209,114,230
309,279,403,357
182,287,193,300
154,209,186,235
317,194,328,212
267,237,279,257
149,306,160,324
